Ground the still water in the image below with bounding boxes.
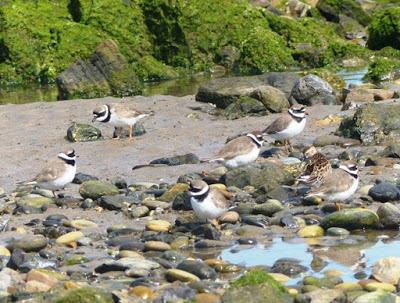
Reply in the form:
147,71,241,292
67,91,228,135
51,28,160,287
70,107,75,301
0,68,369,105
222,232,400,285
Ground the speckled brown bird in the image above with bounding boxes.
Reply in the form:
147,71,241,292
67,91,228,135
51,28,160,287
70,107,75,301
297,146,331,187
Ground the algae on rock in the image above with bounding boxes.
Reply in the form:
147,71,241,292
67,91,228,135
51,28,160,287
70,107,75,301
337,103,400,145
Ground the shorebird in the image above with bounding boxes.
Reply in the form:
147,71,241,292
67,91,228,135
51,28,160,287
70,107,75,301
188,179,231,227
20,150,77,197
297,145,331,187
264,105,307,151
305,163,359,210
206,131,265,169
92,103,153,140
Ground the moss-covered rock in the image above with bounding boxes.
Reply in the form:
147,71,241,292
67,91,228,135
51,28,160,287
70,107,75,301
321,208,379,230
367,7,400,50
363,58,400,82
135,55,179,82
316,0,371,26
67,123,102,142
56,39,142,100
336,103,400,145
223,269,292,303
224,96,267,120
79,180,119,200
52,287,113,303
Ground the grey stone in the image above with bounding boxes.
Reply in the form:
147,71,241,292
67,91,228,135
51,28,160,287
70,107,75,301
290,74,336,106
368,183,400,202
377,203,400,228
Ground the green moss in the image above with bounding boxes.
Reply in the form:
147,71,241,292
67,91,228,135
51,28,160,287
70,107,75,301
317,0,371,26
136,55,179,81
368,7,400,50
364,57,400,82
264,14,370,68
53,287,113,303
239,26,294,74
231,268,287,294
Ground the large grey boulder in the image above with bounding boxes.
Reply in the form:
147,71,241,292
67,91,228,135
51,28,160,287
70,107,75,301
290,74,336,105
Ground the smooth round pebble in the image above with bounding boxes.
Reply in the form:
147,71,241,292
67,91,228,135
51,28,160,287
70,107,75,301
166,269,200,282
326,227,350,237
70,219,98,229
219,211,239,224
56,231,84,245
145,220,171,232
129,285,154,300
144,241,171,252
298,225,324,238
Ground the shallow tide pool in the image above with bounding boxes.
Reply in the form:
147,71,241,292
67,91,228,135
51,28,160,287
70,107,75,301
221,232,400,285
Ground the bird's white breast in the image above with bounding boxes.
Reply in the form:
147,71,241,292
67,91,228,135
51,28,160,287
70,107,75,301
272,118,306,140
43,165,76,190
191,195,227,222
224,146,260,168
326,177,359,201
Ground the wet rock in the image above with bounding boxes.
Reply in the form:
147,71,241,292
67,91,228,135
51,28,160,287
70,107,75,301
191,224,222,240
253,200,284,216
223,96,267,120
142,199,170,210
72,173,99,184
177,260,217,280
166,269,200,282
326,227,350,237
56,231,84,245
113,123,146,139
96,257,159,274
377,203,400,228
373,257,400,285
290,74,336,106
52,287,113,303
296,289,345,303
353,291,396,303
271,258,308,277
337,103,400,145
100,195,137,210
149,154,200,166
9,235,48,252
56,39,141,100
224,164,293,191
240,214,270,228
259,72,301,98
79,180,119,200
368,183,400,202
194,239,231,249
67,123,102,142
321,208,379,230
298,225,324,238
129,285,154,300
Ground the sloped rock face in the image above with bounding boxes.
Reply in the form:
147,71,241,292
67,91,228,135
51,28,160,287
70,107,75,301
336,103,400,145
56,40,141,100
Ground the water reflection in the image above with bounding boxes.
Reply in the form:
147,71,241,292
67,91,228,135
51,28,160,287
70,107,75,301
221,232,400,284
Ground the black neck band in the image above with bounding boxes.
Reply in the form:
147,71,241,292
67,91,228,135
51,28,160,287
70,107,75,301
103,104,111,123
192,188,210,202
248,136,262,148
289,111,305,123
